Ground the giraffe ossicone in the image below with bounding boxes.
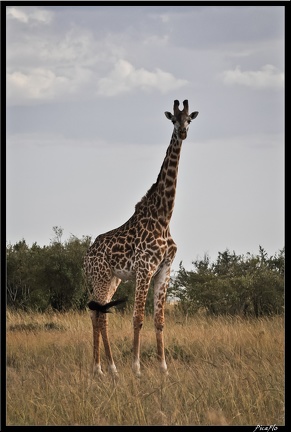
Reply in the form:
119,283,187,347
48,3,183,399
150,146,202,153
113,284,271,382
84,99,199,376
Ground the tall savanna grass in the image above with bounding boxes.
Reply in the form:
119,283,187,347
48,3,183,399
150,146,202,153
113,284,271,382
6,307,284,426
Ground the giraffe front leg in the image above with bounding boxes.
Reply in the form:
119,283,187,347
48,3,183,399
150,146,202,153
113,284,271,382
132,271,152,377
153,263,172,375
132,320,142,377
154,306,168,375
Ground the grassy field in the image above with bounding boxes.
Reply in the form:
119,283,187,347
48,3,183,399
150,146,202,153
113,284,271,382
6,307,284,426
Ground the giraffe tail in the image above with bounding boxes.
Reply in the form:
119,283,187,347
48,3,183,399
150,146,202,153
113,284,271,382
88,296,128,313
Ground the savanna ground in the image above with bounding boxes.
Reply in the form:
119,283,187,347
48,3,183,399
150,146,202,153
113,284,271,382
6,307,284,426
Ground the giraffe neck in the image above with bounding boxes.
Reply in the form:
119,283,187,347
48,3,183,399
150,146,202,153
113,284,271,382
135,131,183,227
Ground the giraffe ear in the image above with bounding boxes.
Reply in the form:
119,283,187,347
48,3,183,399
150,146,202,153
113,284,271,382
190,111,199,120
165,111,174,120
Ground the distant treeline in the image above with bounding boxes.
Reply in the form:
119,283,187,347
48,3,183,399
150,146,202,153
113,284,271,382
6,227,284,317
169,246,284,317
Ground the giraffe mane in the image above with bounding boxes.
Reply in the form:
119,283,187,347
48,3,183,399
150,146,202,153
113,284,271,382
135,175,161,212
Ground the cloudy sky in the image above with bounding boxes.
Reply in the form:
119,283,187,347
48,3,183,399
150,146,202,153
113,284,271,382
6,5,284,271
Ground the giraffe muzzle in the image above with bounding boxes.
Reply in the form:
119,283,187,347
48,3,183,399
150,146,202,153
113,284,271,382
179,130,187,140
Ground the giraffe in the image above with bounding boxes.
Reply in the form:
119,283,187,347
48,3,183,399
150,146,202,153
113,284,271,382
84,99,199,376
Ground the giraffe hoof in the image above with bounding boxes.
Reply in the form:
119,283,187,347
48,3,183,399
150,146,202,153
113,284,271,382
108,364,118,375
159,360,168,375
132,363,141,377
93,365,104,377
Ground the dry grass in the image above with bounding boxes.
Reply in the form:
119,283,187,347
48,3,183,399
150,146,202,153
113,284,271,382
6,308,284,426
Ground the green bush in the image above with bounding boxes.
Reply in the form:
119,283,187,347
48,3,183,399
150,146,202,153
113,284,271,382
6,228,284,317
169,246,284,317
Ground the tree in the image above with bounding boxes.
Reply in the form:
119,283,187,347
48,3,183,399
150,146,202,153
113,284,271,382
6,228,92,311
6,240,36,309
170,247,284,317
6,234,284,316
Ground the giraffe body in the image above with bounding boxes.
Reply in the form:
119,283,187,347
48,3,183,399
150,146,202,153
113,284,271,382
84,100,198,376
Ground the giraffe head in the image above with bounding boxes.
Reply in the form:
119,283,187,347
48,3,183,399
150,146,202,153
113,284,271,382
165,100,199,140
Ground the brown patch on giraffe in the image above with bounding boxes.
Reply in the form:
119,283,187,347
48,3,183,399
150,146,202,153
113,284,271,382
165,187,175,197
167,168,176,178
168,159,177,168
165,178,174,188
112,244,124,253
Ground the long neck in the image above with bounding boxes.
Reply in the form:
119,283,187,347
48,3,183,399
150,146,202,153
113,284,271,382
135,130,183,227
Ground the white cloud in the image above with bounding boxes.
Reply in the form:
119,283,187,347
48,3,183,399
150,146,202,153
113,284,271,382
149,12,170,24
7,7,28,23
97,59,188,96
7,6,53,24
30,8,53,24
7,68,70,103
39,28,98,65
143,34,169,46
6,23,131,105
160,14,170,23
221,64,284,89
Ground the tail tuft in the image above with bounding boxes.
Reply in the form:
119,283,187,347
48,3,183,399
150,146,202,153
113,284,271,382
88,296,128,313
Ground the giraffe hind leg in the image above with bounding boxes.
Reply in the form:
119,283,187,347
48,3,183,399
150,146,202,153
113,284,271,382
89,273,122,376
90,309,103,376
